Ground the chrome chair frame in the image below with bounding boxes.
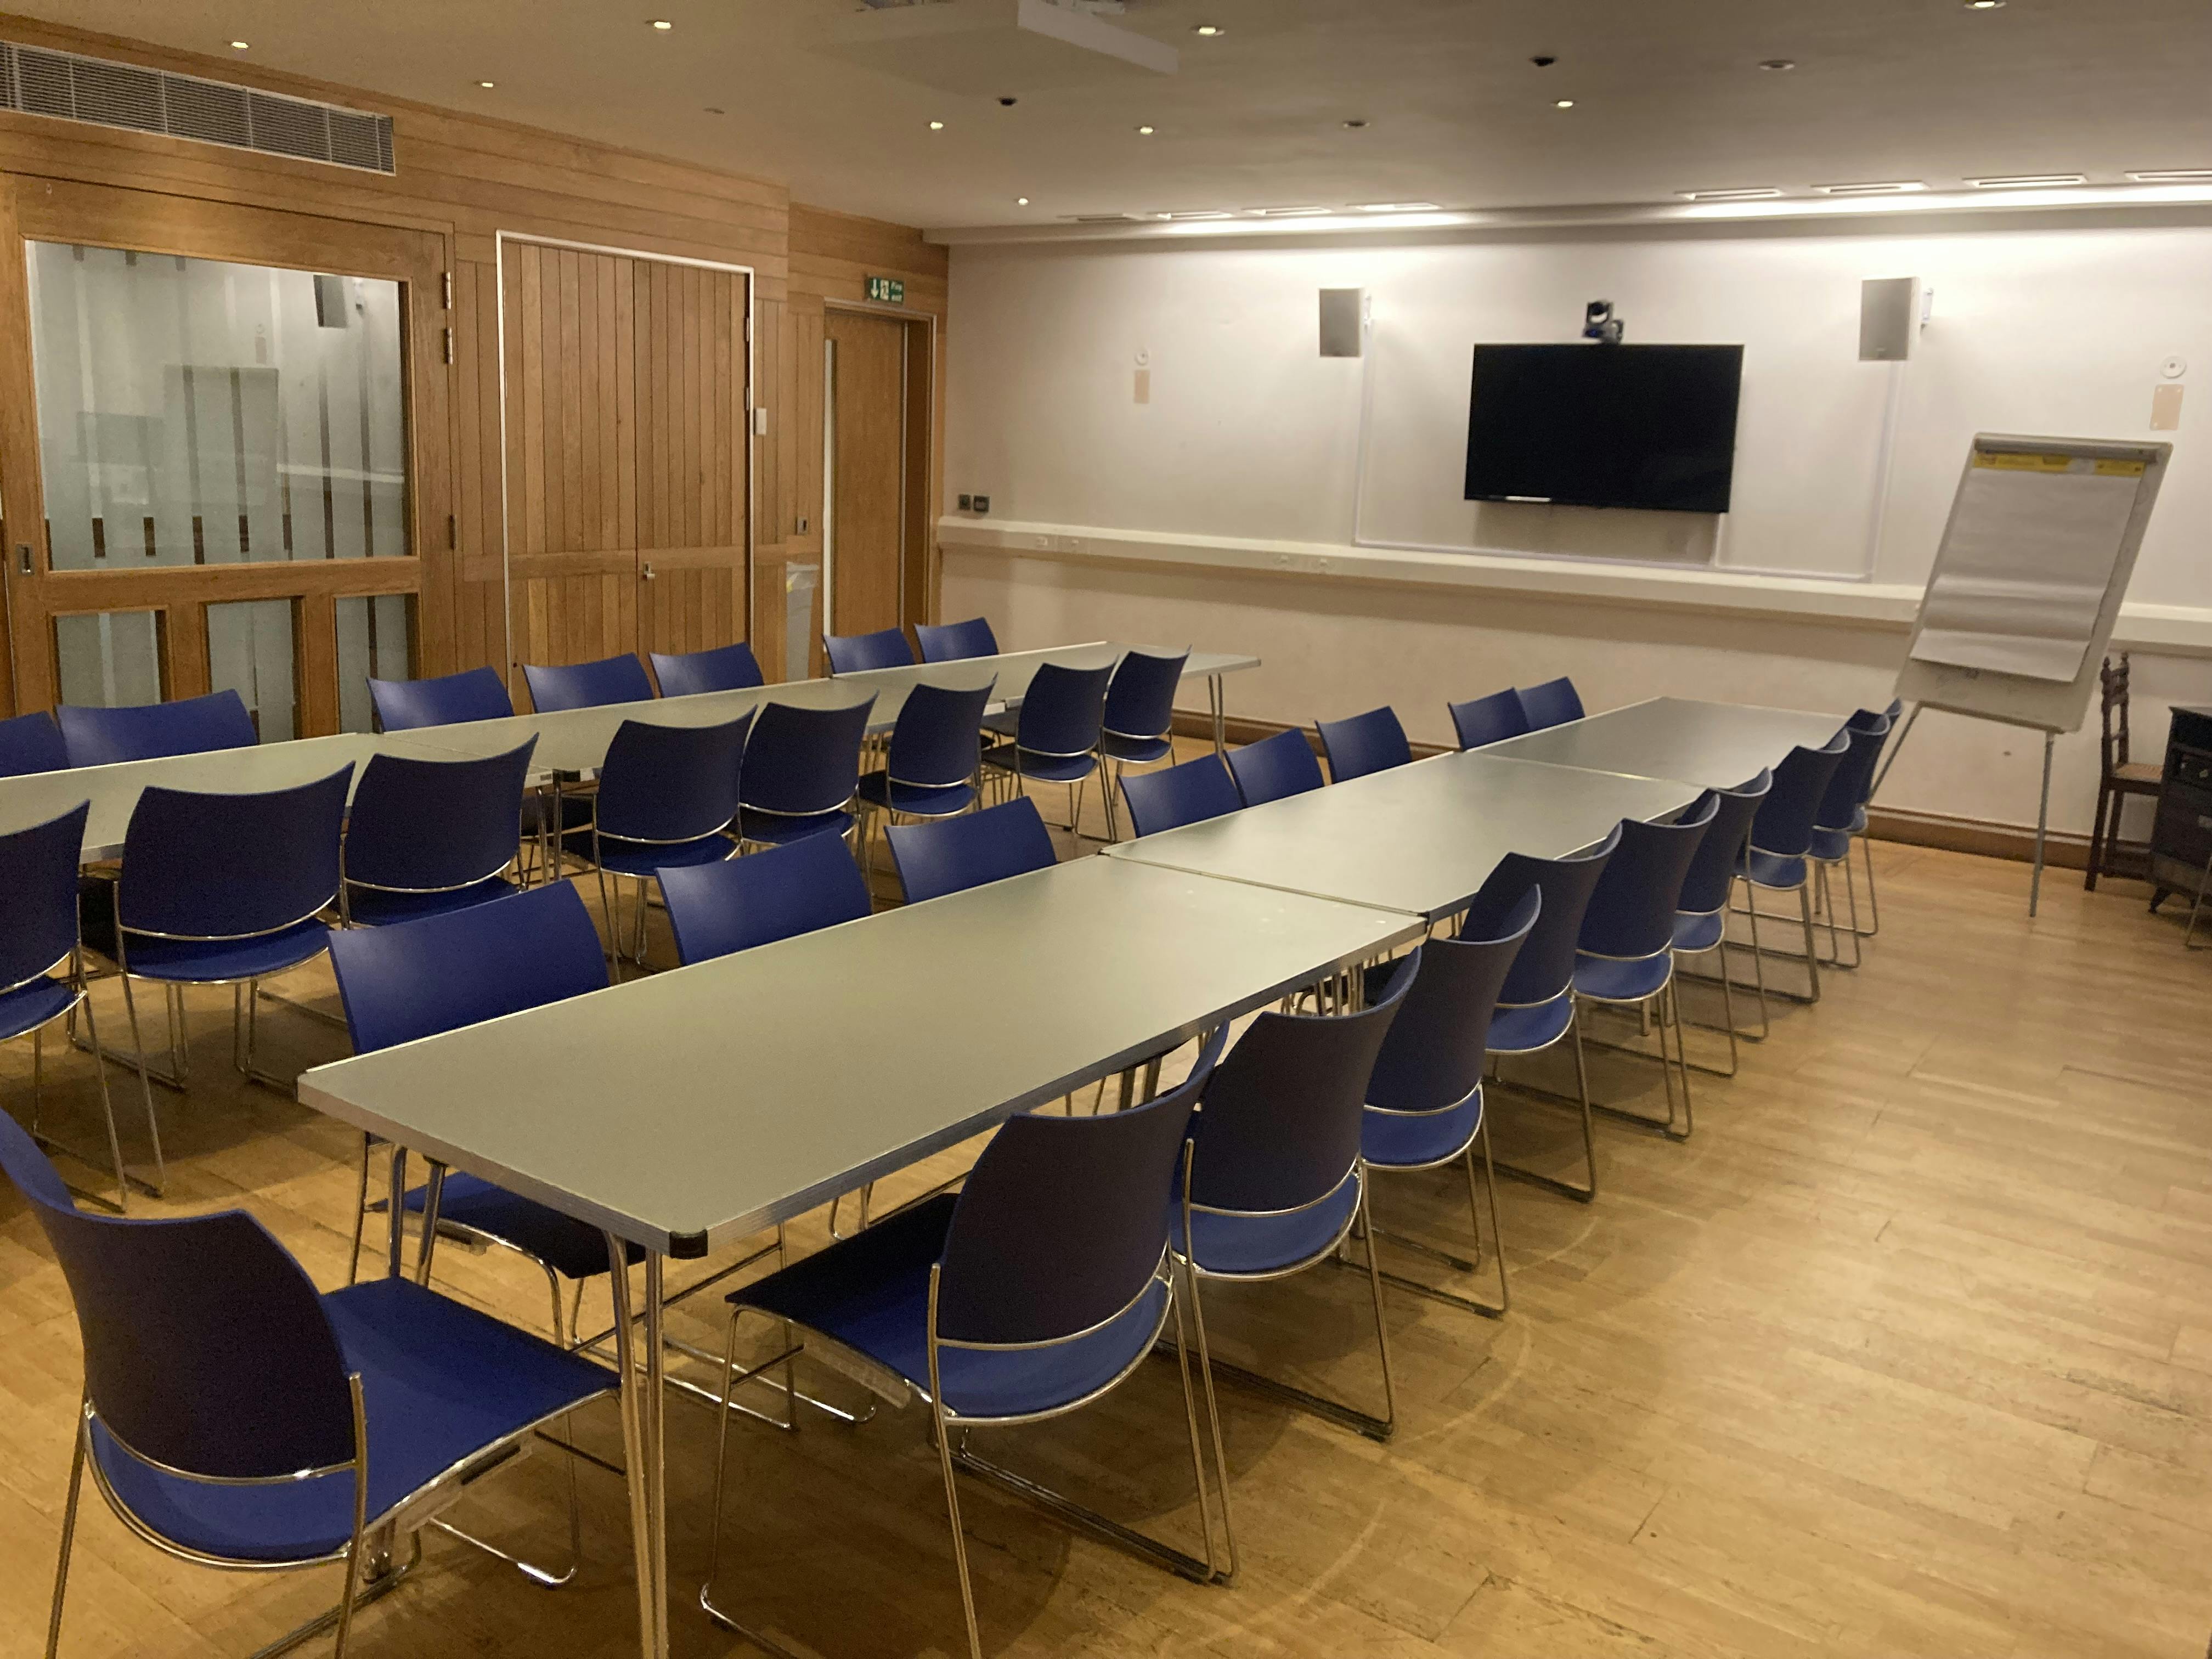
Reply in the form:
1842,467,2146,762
1351,1079,1510,1319
1485,990,1598,1203
984,736,1102,838
10,944,134,1213
855,765,984,885
1670,874,1761,1076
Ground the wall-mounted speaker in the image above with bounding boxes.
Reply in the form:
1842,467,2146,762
1319,287,1366,358
1859,276,1925,362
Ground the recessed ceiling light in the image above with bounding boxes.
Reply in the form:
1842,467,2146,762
1677,187,1785,202
229,40,249,49
1554,99,1576,109
477,80,496,88
1813,180,1928,195
1350,201,1443,212
1965,1,2004,9
1015,196,1030,206
2127,169,2212,183
1249,206,1330,218
1759,59,1796,71
1136,125,1155,135
929,120,945,131
1192,23,1223,36
1155,209,1234,221
650,18,673,28
1968,173,2086,188
1342,119,1369,130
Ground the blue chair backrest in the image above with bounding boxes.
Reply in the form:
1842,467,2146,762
1676,770,1771,916
887,681,994,789
1578,797,1720,961
328,881,608,1054
1447,689,1530,751
914,617,999,663
1752,730,1850,859
888,796,1056,905
824,628,915,674
1316,706,1412,783
0,803,90,992
935,1025,1226,1345
1462,823,1622,1006
659,832,871,964
1366,889,1538,1115
0,1109,355,1481
1515,677,1585,731
119,768,352,941
0,710,69,777
1103,649,1188,742
741,697,876,817
343,740,536,894
1227,727,1325,806
58,689,257,768
523,653,654,713
1121,753,1241,837
1819,714,1891,828
1190,962,1415,1214
650,642,764,697
596,714,751,844
368,667,514,731
1015,662,1110,757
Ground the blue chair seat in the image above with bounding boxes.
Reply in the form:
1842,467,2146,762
1809,825,1853,863
1742,848,1807,889
402,1174,645,1280
121,918,332,984
346,877,521,928
0,976,75,1044
856,772,978,817
1099,732,1173,764
981,742,1094,785
731,1194,1168,1420
1179,1173,1361,1278
1486,994,1575,1054
1572,951,1673,1003
1672,910,1725,953
1361,1088,1482,1171
738,807,854,847
592,833,734,880
89,1276,610,1564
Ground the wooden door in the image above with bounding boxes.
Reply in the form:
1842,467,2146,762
500,242,747,692
823,309,906,639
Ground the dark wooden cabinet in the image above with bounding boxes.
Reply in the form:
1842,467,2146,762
2149,706,2212,909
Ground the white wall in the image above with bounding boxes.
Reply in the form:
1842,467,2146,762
941,215,2212,837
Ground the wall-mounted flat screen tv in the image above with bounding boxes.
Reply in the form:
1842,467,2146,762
1464,343,1745,514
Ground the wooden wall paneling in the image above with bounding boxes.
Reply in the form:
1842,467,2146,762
823,308,909,639
0,173,44,715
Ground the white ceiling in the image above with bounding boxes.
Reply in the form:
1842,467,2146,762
25,0,2212,231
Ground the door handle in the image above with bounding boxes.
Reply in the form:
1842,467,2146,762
641,561,657,582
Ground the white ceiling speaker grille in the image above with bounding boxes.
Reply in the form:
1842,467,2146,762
0,42,396,174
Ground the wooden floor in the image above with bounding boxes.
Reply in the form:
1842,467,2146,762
5,775,2212,1658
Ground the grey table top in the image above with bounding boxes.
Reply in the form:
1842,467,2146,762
1481,697,1849,791
1103,750,1701,923
297,853,1416,1257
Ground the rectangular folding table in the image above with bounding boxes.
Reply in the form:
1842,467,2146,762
1480,696,1849,791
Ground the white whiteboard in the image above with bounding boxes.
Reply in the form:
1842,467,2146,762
1894,434,2170,733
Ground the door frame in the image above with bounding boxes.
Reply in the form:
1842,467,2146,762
492,231,755,681
821,297,936,641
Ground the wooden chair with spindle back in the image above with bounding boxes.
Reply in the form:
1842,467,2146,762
2085,653,2162,891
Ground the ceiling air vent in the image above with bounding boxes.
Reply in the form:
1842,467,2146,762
0,42,396,174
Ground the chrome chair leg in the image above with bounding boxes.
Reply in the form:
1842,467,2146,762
1490,1011,1600,1203
114,976,168,1198
1179,1252,1240,1584
1859,832,1882,936
1357,1121,1510,1319
28,985,133,1215
347,1134,374,1286
1798,883,1824,1003
44,1406,86,1659
1742,876,1773,1038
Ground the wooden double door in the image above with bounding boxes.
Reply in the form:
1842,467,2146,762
500,239,750,696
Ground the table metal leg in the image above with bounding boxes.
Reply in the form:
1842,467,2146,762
605,1238,668,1659
385,1147,408,1279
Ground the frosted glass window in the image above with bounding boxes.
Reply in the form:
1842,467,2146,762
206,599,298,744
335,594,414,733
27,242,409,571
54,611,163,708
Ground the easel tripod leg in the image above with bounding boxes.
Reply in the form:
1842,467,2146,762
2029,730,2054,919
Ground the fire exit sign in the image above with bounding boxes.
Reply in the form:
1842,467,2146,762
866,275,905,305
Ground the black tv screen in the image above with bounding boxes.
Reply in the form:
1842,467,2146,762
1464,343,1745,514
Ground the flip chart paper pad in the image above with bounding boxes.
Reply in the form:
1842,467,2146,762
1908,450,2147,683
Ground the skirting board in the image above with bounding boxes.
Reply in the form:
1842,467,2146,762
1168,708,2099,871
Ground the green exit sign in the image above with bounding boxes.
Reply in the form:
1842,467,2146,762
865,275,905,305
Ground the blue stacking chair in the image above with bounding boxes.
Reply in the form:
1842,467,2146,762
659,832,872,964
1,803,136,1212
571,714,751,972
981,661,1110,836
1316,706,1412,784
1816,709,1894,960
341,741,537,927
522,652,654,713
1447,689,1530,751
58,689,257,766
1358,891,1537,1319
703,1032,1230,1656
1573,800,1718,1140
855,681,994,877
737,696,876,849
1670,770,1772,1070
824,627,916,674
914,617,998,663
1097,649,1189,840
0,709,68,776
1227,726,1324,806
1463,825,1621,1202
0,1109,617,1659
888,796,1057,905
368,665,514,730
1515,676,1585,731
1176,963,1414,1448
1742,729,1851,1010
1120,753,1241,837
650,640,764,697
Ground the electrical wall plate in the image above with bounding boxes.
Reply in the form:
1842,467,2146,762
973,494,991,514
